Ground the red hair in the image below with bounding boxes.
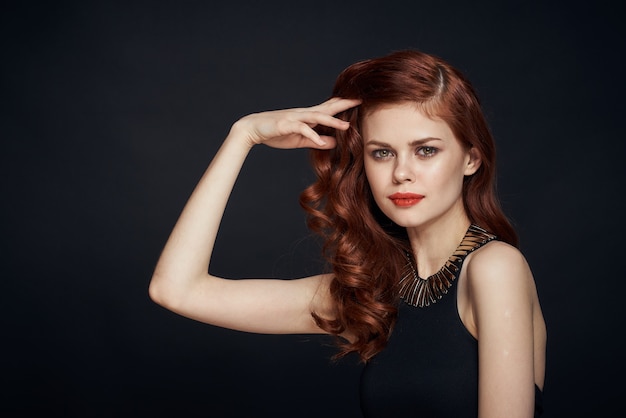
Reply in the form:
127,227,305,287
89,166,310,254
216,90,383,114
299,50,517,362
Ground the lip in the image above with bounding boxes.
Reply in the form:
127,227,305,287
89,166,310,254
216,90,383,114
387,192,425,207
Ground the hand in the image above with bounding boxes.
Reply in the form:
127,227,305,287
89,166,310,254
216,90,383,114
231,97,361,150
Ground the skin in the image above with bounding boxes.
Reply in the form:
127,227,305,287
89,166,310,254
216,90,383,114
362,103,546,417
149,98,546,418
149,98,355,335
362,102,480,276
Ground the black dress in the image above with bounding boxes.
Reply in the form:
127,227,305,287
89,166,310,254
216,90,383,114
359,230,543,417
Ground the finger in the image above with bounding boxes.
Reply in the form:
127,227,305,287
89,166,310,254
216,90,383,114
291,121,327,147
314,97,362,115
294,121,339,150
313,135,337,150
301,111,351,131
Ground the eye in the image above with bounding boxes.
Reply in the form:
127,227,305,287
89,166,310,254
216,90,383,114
417,146,438,158
372,149,394,160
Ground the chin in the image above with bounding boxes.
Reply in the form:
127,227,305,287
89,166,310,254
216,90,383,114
385,215,425,229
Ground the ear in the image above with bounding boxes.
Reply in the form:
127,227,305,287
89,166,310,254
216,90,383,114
464,146,482,176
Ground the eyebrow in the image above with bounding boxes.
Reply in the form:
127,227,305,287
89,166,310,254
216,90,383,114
364,137,443,147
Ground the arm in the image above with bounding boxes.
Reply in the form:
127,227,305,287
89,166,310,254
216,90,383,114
149,98,360,334
467,242,546,418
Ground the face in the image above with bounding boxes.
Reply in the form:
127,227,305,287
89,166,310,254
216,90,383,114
362,102,480,230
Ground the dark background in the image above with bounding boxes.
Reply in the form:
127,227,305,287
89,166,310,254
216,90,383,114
2,1,624,417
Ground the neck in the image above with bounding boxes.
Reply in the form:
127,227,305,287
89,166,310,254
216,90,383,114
406,209,471,278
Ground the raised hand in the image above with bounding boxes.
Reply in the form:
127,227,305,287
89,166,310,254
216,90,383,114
230,97,361,150
149,97,362,336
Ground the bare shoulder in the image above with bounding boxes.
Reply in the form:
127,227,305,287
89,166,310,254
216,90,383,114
464,240,536,303
461,240,547,392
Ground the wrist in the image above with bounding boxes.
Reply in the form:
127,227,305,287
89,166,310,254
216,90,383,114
228,118,257,150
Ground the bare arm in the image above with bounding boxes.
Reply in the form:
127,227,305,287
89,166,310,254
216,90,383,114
149,98,361,334
466,242,546,418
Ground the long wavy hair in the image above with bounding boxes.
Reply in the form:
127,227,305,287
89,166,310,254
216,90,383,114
299,50,517,362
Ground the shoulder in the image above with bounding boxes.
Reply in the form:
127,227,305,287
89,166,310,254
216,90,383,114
466,240,531,278
464,240,535,306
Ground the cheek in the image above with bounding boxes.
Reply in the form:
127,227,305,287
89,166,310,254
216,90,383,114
363,169,388,211
433,161,466,192
418,161,464,196
364,161,383,194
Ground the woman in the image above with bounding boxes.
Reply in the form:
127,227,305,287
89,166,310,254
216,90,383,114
149,50,547,417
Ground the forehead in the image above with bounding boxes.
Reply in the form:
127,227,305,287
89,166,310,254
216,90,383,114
361,102,455,142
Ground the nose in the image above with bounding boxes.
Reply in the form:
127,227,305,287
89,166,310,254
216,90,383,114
393,157,415,183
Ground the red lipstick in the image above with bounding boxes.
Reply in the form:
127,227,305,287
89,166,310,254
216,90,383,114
388,192,424,207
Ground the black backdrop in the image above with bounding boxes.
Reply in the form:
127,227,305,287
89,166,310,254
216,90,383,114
2,1,624,417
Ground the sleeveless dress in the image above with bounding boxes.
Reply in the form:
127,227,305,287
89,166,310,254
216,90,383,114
359,226,544,417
